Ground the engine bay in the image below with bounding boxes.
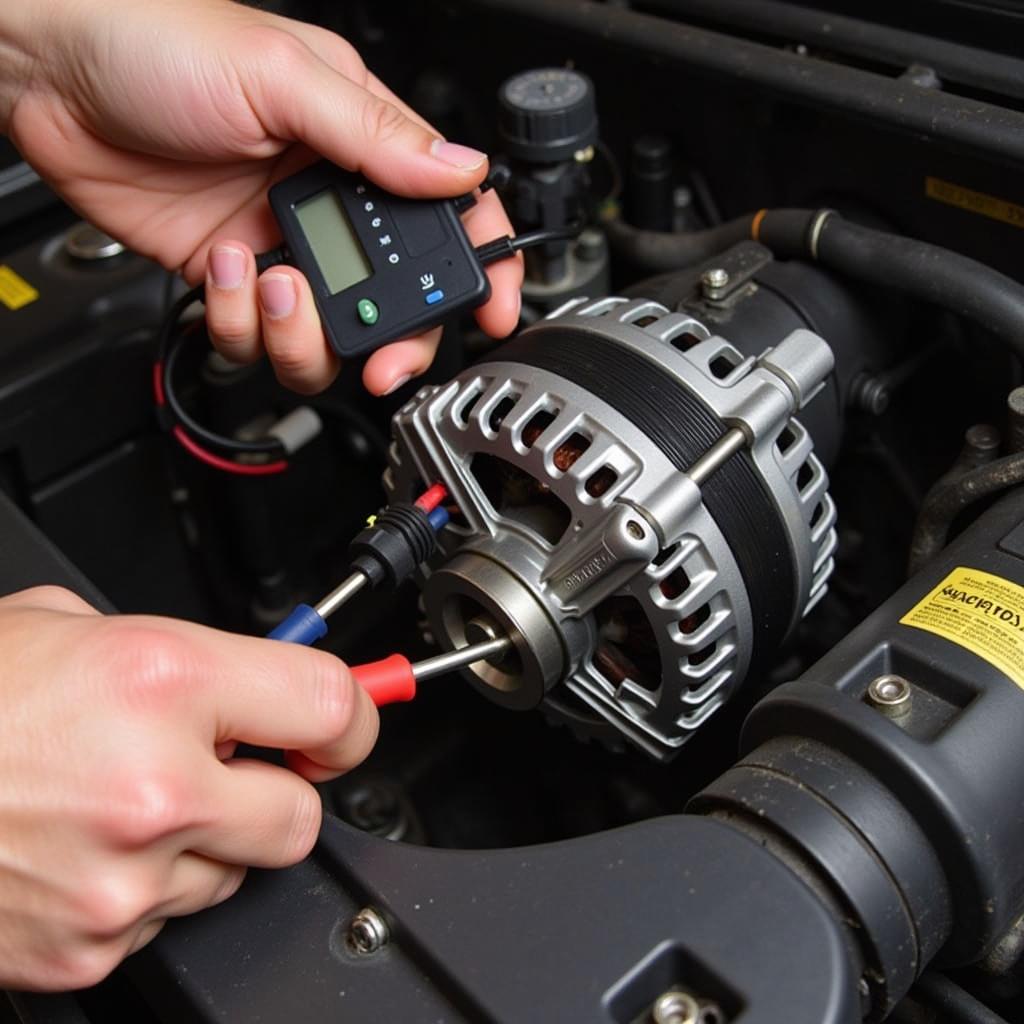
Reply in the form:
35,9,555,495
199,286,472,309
4,1,1024,1021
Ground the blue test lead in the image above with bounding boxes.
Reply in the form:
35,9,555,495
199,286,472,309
267,489,450,647
265,571,367,645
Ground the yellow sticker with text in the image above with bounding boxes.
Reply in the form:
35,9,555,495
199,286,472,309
925,176,1024,230
0,265,39,311
900,566,1024,688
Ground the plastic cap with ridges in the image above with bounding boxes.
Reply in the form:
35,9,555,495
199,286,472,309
498,68,598,163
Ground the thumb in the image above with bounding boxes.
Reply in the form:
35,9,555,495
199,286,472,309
253,37,488,197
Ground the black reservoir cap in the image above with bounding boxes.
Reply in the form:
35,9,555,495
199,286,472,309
498,68,598,163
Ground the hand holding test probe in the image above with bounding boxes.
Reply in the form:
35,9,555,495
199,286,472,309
0,0,529,989
267,483,512,706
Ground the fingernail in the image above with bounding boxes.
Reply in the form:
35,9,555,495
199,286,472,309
431,139,486,170
209,246,245,290
384,373,411,396
259,273,296,319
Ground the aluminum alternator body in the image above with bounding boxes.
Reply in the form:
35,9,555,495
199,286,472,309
385,297,837,760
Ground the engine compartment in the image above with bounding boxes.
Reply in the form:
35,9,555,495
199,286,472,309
5,1,1024,1021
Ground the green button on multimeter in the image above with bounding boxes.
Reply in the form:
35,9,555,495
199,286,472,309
269,161,490,359
356,298,379,325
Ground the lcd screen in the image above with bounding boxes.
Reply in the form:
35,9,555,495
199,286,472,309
294,190,372,294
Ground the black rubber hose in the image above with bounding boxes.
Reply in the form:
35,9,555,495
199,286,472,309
602,213,754,271
908,451,1024,575
913,971,1011,1024
816,218,1024,361
756,210,1024,362
608,206,1024,363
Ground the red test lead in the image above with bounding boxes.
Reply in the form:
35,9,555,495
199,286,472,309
351,635,512,707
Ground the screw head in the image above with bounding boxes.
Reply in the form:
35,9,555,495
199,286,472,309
626,519,646,540
965,423,1001,453
652,990,699,1024
701,267,730,292
1008,386,1024,416
348,907,389,955
866,674,912,713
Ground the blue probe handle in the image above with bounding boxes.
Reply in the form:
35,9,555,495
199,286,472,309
427,506,449,531
266,603,328,645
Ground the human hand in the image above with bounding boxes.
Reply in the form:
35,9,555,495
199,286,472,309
0,0,522,395
0,586,377,991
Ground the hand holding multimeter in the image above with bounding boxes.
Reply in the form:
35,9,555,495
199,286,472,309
156,159,579,475
268,162,493,359
267,160,579,361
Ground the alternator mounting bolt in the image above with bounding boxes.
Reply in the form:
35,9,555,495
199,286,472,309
701,267,730,296
348,907,389,954
866,674,912,714
652,989,699,1024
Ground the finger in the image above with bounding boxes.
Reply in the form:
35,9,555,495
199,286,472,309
192,759,321,868
204,634,362,752
0,585,100,616
122,614,368,753
179,144,319,284
364,71,437,134
462,190,524,338
253,41,488,197
257,265,339,393
362,327,443,397
278,24,438,134
286,681,379,783
156,852,246,920
204,242,262,365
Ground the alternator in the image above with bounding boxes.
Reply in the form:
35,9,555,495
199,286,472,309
385,297,837,760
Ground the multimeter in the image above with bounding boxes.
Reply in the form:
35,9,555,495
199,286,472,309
269,161,491,358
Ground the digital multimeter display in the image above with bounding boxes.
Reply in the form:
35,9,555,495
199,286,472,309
270,161,490,359
293,189,372,295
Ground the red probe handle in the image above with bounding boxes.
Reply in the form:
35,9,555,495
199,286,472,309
350,654,417,707
414,483,447,513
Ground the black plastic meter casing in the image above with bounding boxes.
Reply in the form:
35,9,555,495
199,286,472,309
269,161,490,358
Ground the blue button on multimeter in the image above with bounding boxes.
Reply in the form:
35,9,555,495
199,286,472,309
269,161,490,359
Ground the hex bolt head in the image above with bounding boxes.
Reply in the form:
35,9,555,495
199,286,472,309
866,674,912,715
348,907,389,954
700,267,730,296
652,990,700,1024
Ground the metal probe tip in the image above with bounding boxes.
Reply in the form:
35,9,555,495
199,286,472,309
412,636,513,682
315,570,369,620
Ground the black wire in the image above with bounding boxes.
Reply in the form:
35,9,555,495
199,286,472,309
156,283,204,364
514,224,582,248
158,282,286,457
474,223,584,265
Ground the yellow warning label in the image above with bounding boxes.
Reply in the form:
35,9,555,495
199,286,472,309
925,176,1024,230
0,265,39,311
900,566,1024,688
